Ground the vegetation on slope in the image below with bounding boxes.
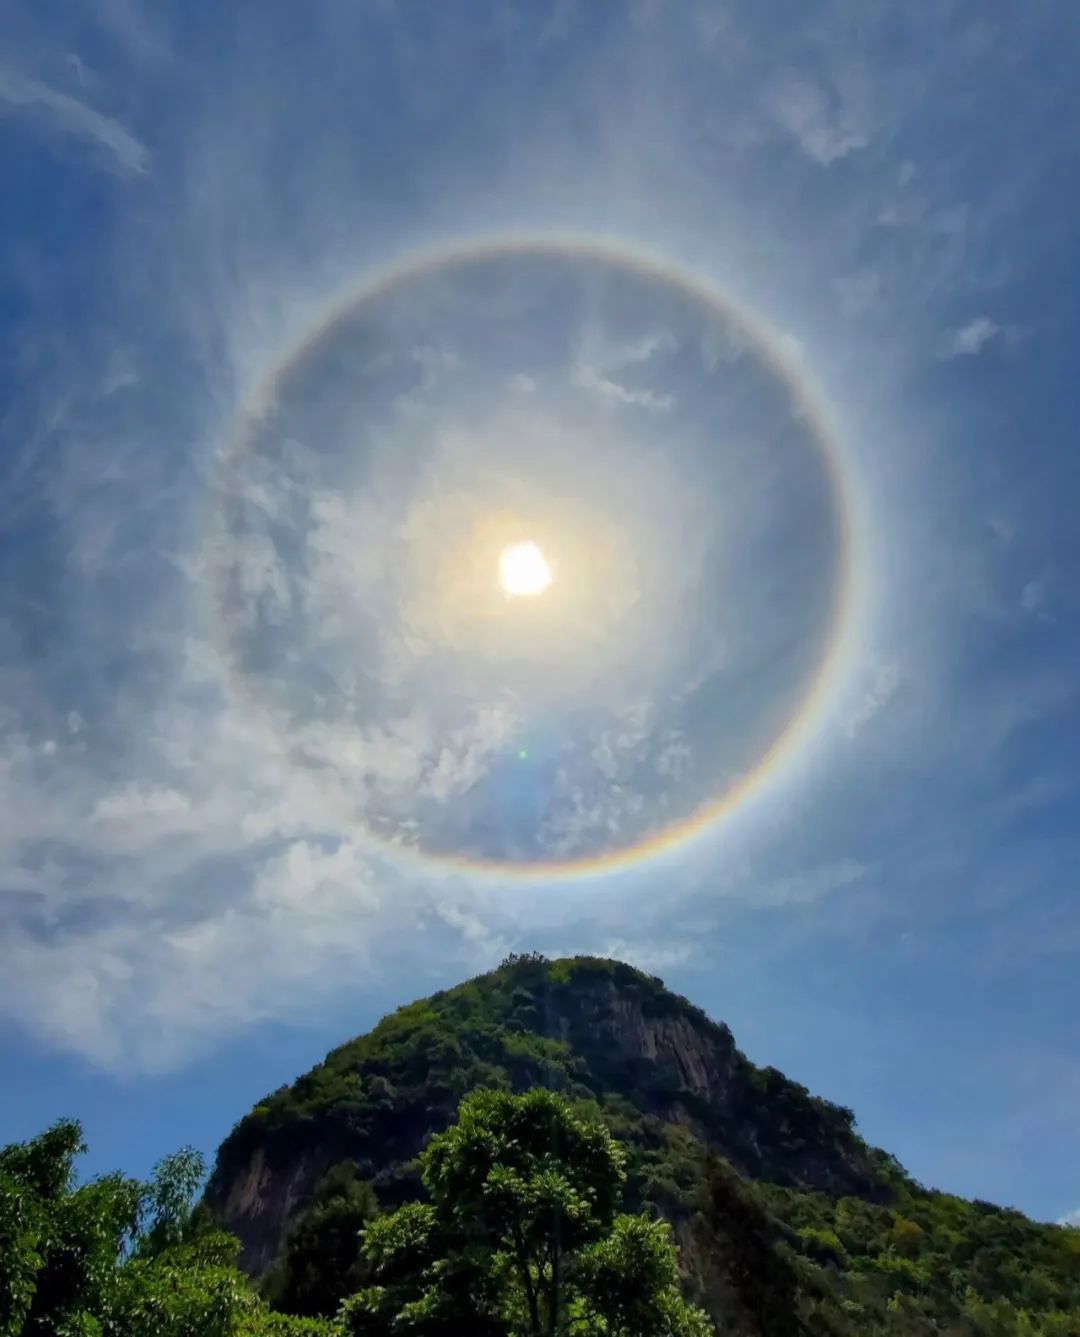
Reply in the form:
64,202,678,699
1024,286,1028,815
0,1119,335,1336
345,1087,712,1335
8,955,1075,1335
1,1092,712,1336
209,953,869,1216
758,1175,1080,1335
209,955,1080,1336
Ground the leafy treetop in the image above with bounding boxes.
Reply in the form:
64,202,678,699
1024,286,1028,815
345,1087,713,1337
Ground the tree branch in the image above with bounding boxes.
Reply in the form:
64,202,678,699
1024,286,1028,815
511,1223,542,1337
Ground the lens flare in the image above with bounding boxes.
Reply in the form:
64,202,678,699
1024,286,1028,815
498,541,552,598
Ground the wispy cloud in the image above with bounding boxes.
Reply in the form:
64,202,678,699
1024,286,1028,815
595,938,696,975
0,693,404,1069
0,66,149,176
1020,571,1051,617
572,363,674,410
846,663,906,739
754,859,870,908
939,315,1002,359
573,329,677,411
768,74,871,165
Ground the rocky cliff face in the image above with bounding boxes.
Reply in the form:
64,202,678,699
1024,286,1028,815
211,1144,339,1275
206,955,885,1273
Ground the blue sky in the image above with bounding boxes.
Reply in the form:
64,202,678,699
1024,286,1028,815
1,0,1079,1228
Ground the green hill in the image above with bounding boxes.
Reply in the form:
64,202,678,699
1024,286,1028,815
206,955,1080,1335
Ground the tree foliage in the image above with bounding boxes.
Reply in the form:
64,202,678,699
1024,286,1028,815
572,1214,713,1337
206,954,1080,1337
347,1088,713,1336
9,954,1080,1336
0,1120,337,1337
764,1177,1080,1335
209,955,862,1216
0,1095,713,1336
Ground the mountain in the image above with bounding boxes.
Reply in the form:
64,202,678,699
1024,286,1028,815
206,955,1080,1334
206,955,879,1269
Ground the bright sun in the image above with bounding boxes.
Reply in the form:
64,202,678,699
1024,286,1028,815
499,540,552,598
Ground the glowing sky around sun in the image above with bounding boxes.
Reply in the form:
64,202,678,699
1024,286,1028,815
499,541,552,598
213,243,844,873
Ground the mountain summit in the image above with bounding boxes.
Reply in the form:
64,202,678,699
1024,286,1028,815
207,956,880,1269
207,956,1080,1334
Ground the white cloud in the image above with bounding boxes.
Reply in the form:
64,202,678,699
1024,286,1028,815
597,938,696,974
0,638,421,1069
227,531,292,628
0,67,149,175
92,782,191,825
940,316,1002,359
573,329,676,411
87,783,202,857
1021,572,1050,616
430,898,511,958
755,859,869,907
1058,1207,1080,1228
846,662,906,738
0,930,135,1068
572,362,674,411
768,75,871,165
0,828,392,1071
418,704,519,803
618,332,677,364
252,839,379,915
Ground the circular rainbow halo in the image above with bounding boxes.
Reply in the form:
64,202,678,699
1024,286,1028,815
212,236,856,880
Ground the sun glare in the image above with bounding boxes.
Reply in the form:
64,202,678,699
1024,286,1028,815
499,540,552,598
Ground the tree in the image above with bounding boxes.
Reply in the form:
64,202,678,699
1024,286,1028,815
342,1200,507,1336
1,1118,143,1336
695,1156,802,1337
345,1088,712,1337
0,1119,339,1337
573,1213,713,1337
137,1145,209,1258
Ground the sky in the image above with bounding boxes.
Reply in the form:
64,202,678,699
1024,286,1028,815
1,0,1078,1228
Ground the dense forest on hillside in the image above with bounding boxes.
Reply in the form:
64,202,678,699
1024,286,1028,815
205,956,1080,1335
4,956,1078,1335
210,954,874,1212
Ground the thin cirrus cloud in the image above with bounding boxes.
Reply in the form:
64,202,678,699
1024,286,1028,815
766,74,872,166
939,315,1003,359
0,65,149,175
572,329,678,411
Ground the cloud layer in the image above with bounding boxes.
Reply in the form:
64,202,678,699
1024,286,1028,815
212,247,842,868
1,3,1079,1227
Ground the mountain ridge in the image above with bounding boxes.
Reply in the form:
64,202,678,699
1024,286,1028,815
207,954,886,1273
206,954,1080,1335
